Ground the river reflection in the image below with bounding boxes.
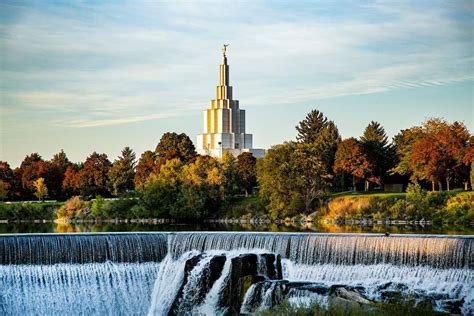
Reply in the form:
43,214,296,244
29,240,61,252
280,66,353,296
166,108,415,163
0,221,472,235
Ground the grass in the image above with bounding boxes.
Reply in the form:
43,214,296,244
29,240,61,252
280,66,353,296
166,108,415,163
330,191,406,199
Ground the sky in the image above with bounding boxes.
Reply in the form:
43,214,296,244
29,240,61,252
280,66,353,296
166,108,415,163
1,0,473,167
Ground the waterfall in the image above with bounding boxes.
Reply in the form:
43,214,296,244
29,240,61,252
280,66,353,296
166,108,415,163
1,232,471,267
282,260,474,314
0,261,160,315
168,232,473,268
147,251,201,315
0,233,168,264
0,232,472,315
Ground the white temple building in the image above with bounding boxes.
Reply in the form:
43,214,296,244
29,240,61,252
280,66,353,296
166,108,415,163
196,45,265,159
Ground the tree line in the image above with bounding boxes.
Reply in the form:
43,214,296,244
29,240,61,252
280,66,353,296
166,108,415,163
0,110,472,221
257,110,473,219
0,132,257,204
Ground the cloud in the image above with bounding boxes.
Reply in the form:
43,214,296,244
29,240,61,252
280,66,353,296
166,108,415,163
1,1,472,128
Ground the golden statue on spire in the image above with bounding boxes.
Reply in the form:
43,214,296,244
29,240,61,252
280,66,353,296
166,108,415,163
222,44,230,57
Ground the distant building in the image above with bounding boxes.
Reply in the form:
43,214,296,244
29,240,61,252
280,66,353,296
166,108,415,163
196,45,265,159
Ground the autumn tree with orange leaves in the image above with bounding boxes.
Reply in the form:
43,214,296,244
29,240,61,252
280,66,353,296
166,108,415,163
334,138,372,192
410,120,470,191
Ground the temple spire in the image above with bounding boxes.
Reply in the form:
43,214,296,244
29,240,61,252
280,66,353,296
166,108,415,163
219,44,230,88
196,44,265,158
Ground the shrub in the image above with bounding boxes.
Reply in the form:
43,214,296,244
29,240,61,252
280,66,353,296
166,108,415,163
91,196,106,218
57,196,90,220
0,202,57,220
440,193,474,225
105,198,138,218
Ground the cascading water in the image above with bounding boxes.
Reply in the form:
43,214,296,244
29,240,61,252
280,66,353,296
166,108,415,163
0,261,160,315
168,232,473,268
0,232,472,315
0,233,168,264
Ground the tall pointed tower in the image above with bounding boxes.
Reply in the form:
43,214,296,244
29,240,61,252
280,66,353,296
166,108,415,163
196,45,265,158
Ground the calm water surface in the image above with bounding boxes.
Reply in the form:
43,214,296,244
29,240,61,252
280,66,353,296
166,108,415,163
1,222,472,235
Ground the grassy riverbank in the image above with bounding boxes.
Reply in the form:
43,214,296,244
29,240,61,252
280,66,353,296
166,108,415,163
0,187,472,228
323,188,473,226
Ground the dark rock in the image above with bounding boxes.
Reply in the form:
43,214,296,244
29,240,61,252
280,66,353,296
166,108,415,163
441,298,464,314
241,281,332,313
218,253,283,314
329,286,371,305
170,254,226,315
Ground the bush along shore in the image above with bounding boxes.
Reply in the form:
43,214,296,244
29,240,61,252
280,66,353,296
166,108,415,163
1,184,472,229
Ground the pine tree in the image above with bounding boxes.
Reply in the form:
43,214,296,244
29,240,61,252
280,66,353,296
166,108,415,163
296,110,341,183
360,121,395,190
108,147,136,195
296,110,328,143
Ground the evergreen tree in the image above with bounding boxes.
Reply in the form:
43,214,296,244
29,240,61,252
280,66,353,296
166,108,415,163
108,147,136,195
316,121,341,177
296,110,341,184
296,110,328,143
360,121,395,190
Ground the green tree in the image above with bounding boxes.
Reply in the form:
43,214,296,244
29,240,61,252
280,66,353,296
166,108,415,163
141,158,183,218
296,110,328,143
237,152,257,197
391,126,424,177
257,143,298,219
333,138,371,192
360,121,395,190
293,143,331,213
221,150,239,197
171,184,208,220
33,177,48,201
296,110,341,184
91,195,106,218
167,156,226,219
77,152,111,197
257,142,330,218
316,121,341,177
155,132,196,162
108,147,136,195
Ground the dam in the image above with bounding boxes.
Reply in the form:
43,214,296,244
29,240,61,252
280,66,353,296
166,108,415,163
0,232,473,314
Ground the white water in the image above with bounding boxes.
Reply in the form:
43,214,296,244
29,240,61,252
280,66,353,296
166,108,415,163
283,260,474,314
0,261,160,315
1,233,472,315
169,233,472,268
147,251,199,316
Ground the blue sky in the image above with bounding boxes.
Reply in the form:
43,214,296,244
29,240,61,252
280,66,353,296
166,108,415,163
1,0,473,167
